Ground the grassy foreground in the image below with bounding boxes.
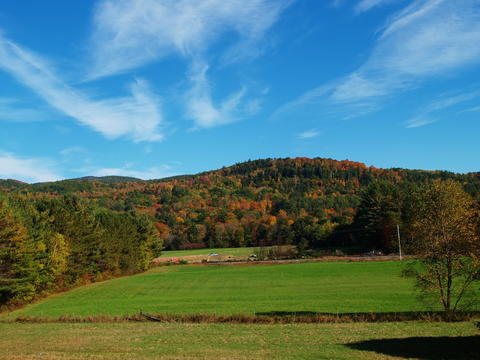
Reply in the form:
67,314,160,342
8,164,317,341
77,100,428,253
1,321,478,359
3,261,429,319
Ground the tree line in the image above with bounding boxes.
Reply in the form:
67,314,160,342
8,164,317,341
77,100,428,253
0,194,161,307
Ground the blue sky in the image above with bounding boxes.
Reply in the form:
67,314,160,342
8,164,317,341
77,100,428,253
0,0,479,182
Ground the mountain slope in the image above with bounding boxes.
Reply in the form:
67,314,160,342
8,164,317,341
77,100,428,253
1,157,479,251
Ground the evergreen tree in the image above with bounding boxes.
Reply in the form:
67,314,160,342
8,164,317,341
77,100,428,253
354,181,402,252
0,200,39,304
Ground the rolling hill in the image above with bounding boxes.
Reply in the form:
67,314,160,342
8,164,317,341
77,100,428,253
1,157,479,252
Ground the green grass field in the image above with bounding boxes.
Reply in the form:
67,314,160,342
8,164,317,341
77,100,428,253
2,261,431,319
159,247,258,258
2,261,479,359
1,322,478,359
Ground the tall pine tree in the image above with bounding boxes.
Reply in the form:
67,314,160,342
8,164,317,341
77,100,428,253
0,199,39,304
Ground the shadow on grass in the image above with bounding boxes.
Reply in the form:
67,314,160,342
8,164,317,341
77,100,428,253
256,311,319,316
346,336,480,359
255,311,479,322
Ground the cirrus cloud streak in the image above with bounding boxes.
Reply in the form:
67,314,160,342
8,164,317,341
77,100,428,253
0,34,164,142
274,0,480,127
89,0,293,79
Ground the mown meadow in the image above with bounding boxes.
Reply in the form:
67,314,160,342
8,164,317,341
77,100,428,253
2,261,429,319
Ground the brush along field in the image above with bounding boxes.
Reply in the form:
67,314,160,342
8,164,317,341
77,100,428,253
3,261,431,319
1,321,478,359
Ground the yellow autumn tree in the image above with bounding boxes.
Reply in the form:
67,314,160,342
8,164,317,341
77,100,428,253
403,180,480,313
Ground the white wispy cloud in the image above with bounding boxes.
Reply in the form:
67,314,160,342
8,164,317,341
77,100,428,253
60,146,87,157
275,0,480,121
379,0,444,38
341,0,480,98
0,152,61,183
459,106,480,114
375,0,480,76
0,34,164,142
355,0,396,14
88,0,290,129
405,90,480,128
298,129,320,139
422,91,480,113
89,0,292,79
405,116,436,128
185,62,249,128
93,164,177,180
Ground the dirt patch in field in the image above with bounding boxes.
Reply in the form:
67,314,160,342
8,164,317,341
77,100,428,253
151,254,245,265
151,255,208,265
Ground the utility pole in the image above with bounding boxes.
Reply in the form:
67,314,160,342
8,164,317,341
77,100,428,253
397,224,402,260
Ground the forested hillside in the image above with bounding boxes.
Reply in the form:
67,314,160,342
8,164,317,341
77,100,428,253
3,158,480,251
